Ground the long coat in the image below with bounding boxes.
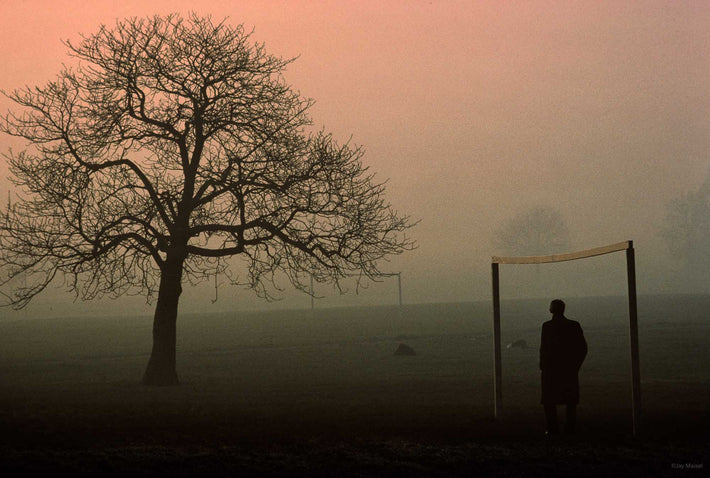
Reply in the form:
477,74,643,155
540,316,587,405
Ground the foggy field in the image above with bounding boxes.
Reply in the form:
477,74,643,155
2,1,709,475
1,295,708,476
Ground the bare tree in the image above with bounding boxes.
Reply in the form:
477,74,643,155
0,14,414,385
495,206,570,256
660,167,710,290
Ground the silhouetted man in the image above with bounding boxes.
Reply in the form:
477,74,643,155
540,299,587,435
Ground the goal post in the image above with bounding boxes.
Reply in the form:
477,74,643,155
491,240,641,437
309,272,403,310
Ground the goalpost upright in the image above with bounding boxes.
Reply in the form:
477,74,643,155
309,272,403,310
491,240,641,437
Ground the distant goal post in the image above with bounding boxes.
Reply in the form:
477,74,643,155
491,240,641,437
309,272,403,310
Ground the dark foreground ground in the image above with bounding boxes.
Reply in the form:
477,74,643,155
0,297,708,476
0,397,707,477
1,375,707,476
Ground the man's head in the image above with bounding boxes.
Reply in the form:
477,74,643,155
549,299,565,316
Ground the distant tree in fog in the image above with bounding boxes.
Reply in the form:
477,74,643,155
0,14,415,385
495,206,570,256
660,168,710,289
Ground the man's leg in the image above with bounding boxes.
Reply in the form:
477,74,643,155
564,404,577,434
544,404,559,434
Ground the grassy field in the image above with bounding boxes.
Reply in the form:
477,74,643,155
0,295,708,476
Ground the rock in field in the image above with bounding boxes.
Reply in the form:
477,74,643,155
506,339,528,349
394,343,416,356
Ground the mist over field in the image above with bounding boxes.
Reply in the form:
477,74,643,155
1,296,709,474
0,4,709,473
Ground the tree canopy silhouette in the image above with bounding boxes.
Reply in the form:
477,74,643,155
660,168,710,290
0,14,414,385
495,206,569,256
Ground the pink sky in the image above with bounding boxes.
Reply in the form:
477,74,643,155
1,1,709,309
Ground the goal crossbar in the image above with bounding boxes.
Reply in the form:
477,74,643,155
492,240,630,264
309,272,403,309
490,240,641,437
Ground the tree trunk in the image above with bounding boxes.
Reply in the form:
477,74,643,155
142,253,185,386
